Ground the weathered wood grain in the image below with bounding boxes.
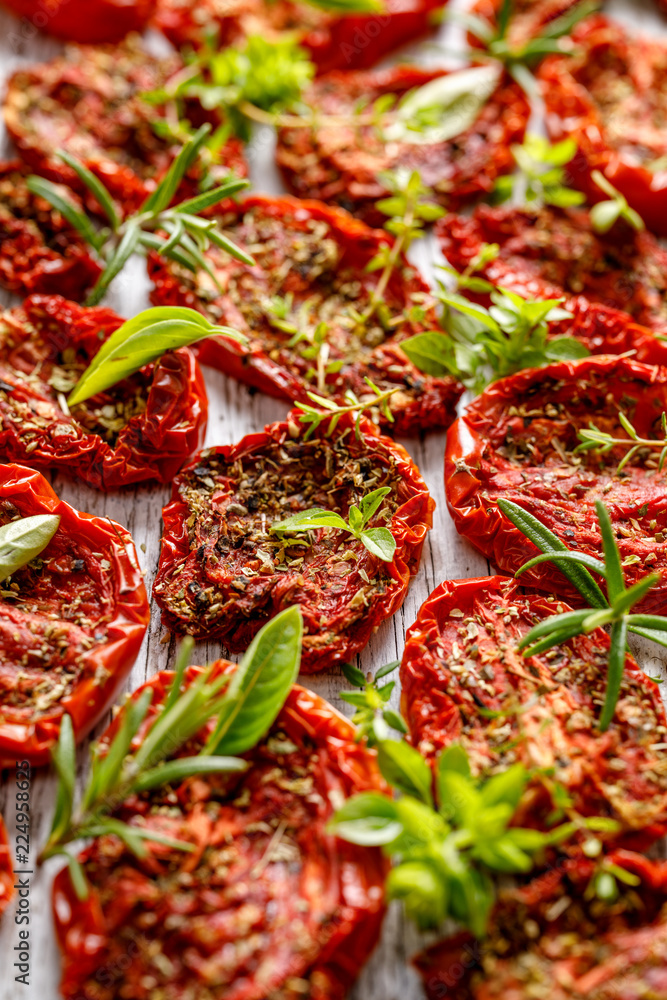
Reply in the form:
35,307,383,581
0,0,664,996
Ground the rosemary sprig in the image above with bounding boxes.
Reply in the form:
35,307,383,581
329,741,611,935
499,498,667,730
494,134,586,208
294,379,397,440
39,607,303,896
341,661,407,746
590,170,644,234
362,170,443,327
271,486,396,562
575,410,667,474
27,125,252,306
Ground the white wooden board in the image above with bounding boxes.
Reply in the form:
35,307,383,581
0,0,664,997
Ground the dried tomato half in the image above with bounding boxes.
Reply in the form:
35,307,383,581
276,67,529,227
52,668,387,1000
0,295,208,491
0,816,12,918
402,575,667,849
445,356,667,614
437,204,667,339
0,160,101,300
153,410,433,672
415,851,667,1000
0,0,156,43
0,464,149,766
3,41,246,214
155,0,446,75
148,194,464,437
539,15,667,237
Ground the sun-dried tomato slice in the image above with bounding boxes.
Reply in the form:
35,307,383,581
402,575,667,849
0,295,208,491
148,194,463,437
0,464,149,766
52,669,387,1000
437,204,667,339
3,41,246,214
0,160,101,300
415,851,667,1000
0,816,12,918
445,356,667,614
469,0,581,47
155,0,446,75
0,0,156,43
153,409,433,672
276,66,529,227
539,14,667,237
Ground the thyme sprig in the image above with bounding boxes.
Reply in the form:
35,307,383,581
329,742,609,935
499,498,667,731
27,125,252,306
294,379,397,440
341,661,407,746
39,608,303,898
576,411,667,474
401,286,587,392
271,486,396,562
590,170,644,234
494,134,586,208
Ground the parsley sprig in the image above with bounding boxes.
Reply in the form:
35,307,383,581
494,134,586,208
499,499,667,731
271,486,396,562
39,608,303,897
576,410,667,474
329,741,601,935
27,125,252,306
341,661,407,746
402,286,588,392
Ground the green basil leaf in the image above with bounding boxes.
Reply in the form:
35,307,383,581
401,331,456,377
385,65,501,146
590,199,622,234
544,337,590,361
479,763,528,811
377,740,433,804
68,307,243,406
271,508,349,535
208,605,303,756
0,514,60,580
387,861,448,930
437,744,471,780
438,770,480,826
359,486,391,526
360,528,396,562
328,791,403,846
132,755,247,792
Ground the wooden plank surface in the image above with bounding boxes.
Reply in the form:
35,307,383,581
0,0,663,996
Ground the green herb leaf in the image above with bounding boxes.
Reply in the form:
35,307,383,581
377,740,433,805
360,527,396,562
132,755,247,792
26,176,104,251
401,331,457,377
0,514,60,581
206,606,303,756
68,307,244,406
327,791,403,845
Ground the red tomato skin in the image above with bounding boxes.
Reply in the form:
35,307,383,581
401,574,667,850
52,670,388,1000
0,0,156,44
539,15,667,238
0,295,208,491
445,356,667,614
155,0,447,75
276,66,530,227
0,464,149,766
0,160,102,300
414,851,667,1000
148,194,464,437
436,206,667,355
0,817,12,918
153,409,434,671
